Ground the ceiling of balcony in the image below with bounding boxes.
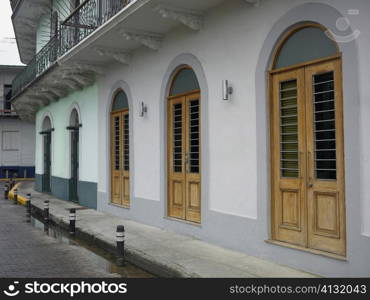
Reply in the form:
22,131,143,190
11,0,51,64
58,0,231,65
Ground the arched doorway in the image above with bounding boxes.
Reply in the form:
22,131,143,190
110,89,130,207
68,109,80,202
41,116,52,193
167,66,201,223
269,23,346,256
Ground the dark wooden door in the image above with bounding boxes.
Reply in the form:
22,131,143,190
43,133,51,193
70,130,79,202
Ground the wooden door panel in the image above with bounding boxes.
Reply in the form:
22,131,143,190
169,179,186,219
111,173,122,205
122,174,130,207
111,112,123,206
122,111,130,207
312,191,340,238
185,93,201,223
305,59,346,256
168,97,186,219
185,178,201,223
280,189,301,230
271,69,306,247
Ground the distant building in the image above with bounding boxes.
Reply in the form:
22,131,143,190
8,0,370,277
0,65,35,179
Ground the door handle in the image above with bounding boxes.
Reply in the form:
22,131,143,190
299,151,303,180
308,151,314,188
185,152,189,173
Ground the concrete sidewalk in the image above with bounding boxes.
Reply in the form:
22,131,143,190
15,181,317,278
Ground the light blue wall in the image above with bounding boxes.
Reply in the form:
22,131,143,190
35,83,98,183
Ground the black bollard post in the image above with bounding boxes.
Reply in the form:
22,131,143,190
13,188,18,205
116,225,125,266
44,200,49,224
26,194,31,223
4,184,9,200
69,208,76,235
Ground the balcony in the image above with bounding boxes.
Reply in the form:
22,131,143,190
12,0,232,120
0,110,18,117
12,0,133,98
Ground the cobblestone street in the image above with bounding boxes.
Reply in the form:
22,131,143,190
0,187,118,278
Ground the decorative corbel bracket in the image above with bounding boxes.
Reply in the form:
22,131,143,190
155,5,204,31
95,47,132,65
244,0,260,7
121,30,163,51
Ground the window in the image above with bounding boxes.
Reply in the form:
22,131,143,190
3,84,12,111
51,11,59,38
274,26,338,69
2,131,20,151
170,68,200,97
112,90,129,111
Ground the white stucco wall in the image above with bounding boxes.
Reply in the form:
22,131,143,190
33,0,370,276
97,0,370,221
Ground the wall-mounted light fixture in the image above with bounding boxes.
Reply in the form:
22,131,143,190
139,101,148,117
222,80,233,101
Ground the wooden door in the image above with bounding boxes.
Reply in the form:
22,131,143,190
271,69,307,247
111,110,130,207
70,129,79,202
271,58,346,256
305,60,346,256
168,92,201,223
43,133,51,193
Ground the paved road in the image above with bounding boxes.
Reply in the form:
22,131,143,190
0,189,117,278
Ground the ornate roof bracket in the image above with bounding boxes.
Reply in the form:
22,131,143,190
121,30,163,51
27,90,57,103
155,5,204,31
95,47,132,65
61,63,106,76
26,95,50,107
244,0,260,7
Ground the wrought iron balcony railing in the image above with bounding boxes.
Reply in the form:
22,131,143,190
12,35,59,96
12,0,133,98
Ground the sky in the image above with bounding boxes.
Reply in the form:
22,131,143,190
0,1,23,65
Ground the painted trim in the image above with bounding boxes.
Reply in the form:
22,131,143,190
66,103,82,181
105,80,135,210
270,22,340,70
159,53,209,226
254,2,362,274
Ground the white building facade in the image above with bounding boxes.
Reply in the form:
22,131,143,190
10,0,370,276
0,65,35,179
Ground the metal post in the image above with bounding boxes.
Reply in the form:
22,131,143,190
44,200,49,224
26,194,31,223
13,188,18,205
116,225,125,266
4,184,9,200
69,208,76,235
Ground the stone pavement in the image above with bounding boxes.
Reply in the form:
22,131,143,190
0,192,117,278
16,181,317,278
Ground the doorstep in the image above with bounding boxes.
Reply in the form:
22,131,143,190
15,181,317,278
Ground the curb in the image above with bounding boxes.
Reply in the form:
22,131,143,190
8,183,27,205
14,182,195,278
